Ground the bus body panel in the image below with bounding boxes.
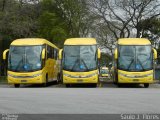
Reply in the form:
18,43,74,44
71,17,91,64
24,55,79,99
46,58,59,82
118,70,153,83
63,70,98,84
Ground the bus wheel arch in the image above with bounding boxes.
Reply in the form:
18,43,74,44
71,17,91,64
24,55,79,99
42,74,48,87
46,74,48,83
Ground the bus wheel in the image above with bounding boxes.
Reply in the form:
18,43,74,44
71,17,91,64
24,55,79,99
144,83,149,88
57,73,61,83
91,83,97,88
117,83,122,88
66,84,71,88
14,84,20,88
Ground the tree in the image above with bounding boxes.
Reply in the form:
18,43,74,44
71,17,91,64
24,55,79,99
38,0,69,47
88,0,160,52
139,18,160,46
55,0,93,37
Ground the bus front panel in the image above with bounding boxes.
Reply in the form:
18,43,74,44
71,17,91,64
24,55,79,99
7,70,46,84
118,70,153,83
63,70,98,84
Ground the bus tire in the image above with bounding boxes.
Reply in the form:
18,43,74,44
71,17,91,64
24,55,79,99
57,73,61,83
14,84,20,88
144,83,149,88
117,83,122,87
66,84,71,88
92,83,97,88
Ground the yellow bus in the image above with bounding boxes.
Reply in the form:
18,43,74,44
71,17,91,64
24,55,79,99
3,38,60,88
112,38,157,88
100,67,109,78
59,38,101,87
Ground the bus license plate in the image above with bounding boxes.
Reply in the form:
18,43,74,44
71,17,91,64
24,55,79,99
21,80,27,82
77,79,83,83
133,79,139,82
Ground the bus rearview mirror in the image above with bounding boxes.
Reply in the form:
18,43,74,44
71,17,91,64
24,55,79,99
59,49,63,60
98,48,101,59
3,49,9,60
152,48,157,59
42,49,46,59
114,48,118,59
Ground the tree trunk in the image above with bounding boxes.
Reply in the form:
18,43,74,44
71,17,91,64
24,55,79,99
2,0,6,11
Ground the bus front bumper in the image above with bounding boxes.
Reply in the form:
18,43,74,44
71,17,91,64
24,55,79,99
63,75,98,84
118,74,153,83
118,70,154,83
8,74,43,84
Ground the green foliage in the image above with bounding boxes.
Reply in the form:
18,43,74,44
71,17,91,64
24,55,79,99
140,18,160,63
38,1,69,47
54,0,91,37
140,18,160,37
38,0,67,46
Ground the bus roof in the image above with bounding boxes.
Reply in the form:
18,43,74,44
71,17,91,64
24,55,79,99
64,38,97,45
118,38,151,45
11,38,59,49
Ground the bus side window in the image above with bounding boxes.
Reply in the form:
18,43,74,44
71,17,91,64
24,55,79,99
47,45,52,59
54,49,57,60
52,48,54,59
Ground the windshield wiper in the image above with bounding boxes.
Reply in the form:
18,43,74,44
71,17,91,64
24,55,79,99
137,58,145,71
81,59,89,71
15,56,24,71
127,58,134,70
71,59,79,71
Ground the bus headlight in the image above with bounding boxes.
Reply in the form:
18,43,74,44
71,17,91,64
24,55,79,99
63,73,71,77
32,73,41,77
8,74,15,77
85,73,97,78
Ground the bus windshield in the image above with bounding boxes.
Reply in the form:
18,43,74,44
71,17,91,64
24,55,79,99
118,45,152,71
8,45,43,72
63,45,97,72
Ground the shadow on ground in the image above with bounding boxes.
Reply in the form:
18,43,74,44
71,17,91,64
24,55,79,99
18,81,59,88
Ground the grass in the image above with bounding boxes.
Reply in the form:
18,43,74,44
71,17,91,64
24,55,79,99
0,76,7,84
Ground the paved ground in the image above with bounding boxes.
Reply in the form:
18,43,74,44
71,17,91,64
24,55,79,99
0,83,160,114
0,78,160,88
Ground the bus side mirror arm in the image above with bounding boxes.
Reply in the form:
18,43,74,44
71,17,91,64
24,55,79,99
98,48,101,59
114,49,118,59
152,48,157,59
3,49,9,60
59,49,63,60
42,49,46,60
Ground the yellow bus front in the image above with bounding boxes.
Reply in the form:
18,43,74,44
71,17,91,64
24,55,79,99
7,45,45,85
114,38,157,87
61,38,100,86
117,44,154,84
